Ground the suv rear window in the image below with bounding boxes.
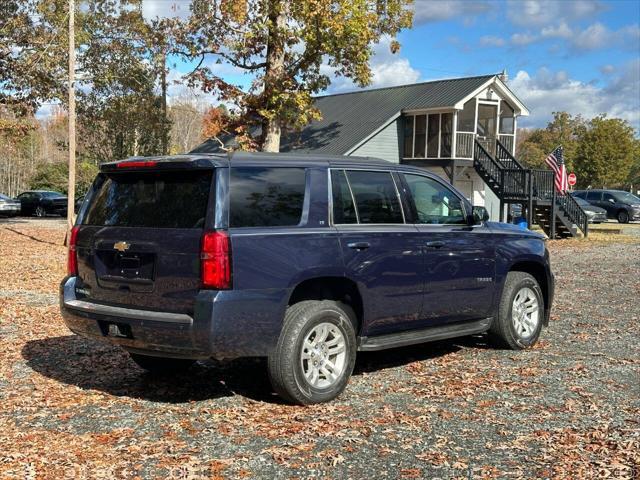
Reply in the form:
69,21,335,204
82,170,212,229
229,167,306,227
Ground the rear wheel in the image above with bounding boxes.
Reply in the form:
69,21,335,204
268,300,357,405
129,353,195,374
617,210,629,224
34,206,46,217
490,272,543,349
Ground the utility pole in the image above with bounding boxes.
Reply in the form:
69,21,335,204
67,0,76,231
160,43,168,155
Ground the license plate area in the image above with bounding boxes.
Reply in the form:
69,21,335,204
95,249,156,292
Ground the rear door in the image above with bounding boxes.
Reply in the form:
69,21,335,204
74,168,214,314
331,169,424,335
400,172,496,324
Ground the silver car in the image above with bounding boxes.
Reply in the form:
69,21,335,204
0,193,21,217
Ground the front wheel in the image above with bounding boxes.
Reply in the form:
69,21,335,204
129,352,195,374
268,300,357,405
34,206,46,217
617,210,629,224
490,272,544,349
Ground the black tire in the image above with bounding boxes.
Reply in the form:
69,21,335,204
268,300,357,405
617,210,629,224
34,206,46,217
490,272,544,350
129,352,195,374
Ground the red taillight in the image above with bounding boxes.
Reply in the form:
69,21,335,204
67,226,80,276
116,160,157,169
201,231,231,289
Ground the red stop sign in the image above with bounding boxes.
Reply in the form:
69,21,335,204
568,173,577,186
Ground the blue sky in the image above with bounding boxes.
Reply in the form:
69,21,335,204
146,0,640,130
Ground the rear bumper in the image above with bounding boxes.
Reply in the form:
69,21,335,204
60,276,287,360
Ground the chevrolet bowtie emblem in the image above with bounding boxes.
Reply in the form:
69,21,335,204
113,241,130,252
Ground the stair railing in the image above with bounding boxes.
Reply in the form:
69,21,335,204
556,193,589,237
474,141,504,194
495,139,525,170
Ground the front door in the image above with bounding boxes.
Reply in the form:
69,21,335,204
477,103,498,154
331,169,424,335
401,173,496,325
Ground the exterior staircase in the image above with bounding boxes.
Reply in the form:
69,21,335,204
473,139,588,239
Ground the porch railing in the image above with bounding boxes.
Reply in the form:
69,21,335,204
455,132,475,159
499,135,515,155
530,169,554,201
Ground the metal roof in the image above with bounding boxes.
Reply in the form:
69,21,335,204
191,74,497,156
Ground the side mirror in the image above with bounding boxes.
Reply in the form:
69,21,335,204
471,206,490,225
608,198,615,203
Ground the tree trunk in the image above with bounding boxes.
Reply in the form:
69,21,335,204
261,0,287,153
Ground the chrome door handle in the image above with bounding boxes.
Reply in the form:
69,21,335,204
347,242,370,251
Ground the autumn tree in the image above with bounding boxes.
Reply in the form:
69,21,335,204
573,116,639,188
167,0,413,152
516,112,585,170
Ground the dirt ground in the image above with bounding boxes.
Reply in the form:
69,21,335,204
0,218,638,479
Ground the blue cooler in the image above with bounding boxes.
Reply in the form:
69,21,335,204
514,216,528,230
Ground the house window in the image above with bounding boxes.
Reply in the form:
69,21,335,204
427,114,440,157
500,102,515,134
457,100,475,132
414,115,426,158
403,116,414,157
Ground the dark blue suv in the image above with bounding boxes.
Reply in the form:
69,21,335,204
61,153,554,404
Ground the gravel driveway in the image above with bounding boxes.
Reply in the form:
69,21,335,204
0,220,638,479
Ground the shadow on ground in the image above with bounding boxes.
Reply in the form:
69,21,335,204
22,333,490,404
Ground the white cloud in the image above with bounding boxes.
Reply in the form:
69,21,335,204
326,37,421,92
572,22,610,50
540,21,573,39
509,63,640,131
412,0,492,24
506,0,604,27
480,35,506,47
510,33,538,46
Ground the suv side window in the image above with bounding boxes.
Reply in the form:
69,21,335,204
586,191,601,201
229,167,306,227
344,170,404,224
403,173,466,225
602,192,616,203
331,170,358,224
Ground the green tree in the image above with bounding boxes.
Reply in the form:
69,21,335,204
168,0,413,152
29,160,99,196
574,116,638,188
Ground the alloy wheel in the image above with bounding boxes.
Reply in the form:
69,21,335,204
511,287,540,339
300,322,347,389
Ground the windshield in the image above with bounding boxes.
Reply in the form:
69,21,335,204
0,194,13,201
41,191,66,198
82,170,213,229
573,197,589,207
613,191,640,204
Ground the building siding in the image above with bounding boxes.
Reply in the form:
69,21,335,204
349,120,401,163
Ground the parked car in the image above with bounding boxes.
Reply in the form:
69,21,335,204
17,190,67,217
0,193,21,217
60,153,555,404
571,195,608,224
572,189,640,224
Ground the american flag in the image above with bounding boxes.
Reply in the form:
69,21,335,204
545,146,569,194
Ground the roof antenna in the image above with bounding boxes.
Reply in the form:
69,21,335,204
499,68,508,83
